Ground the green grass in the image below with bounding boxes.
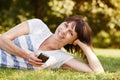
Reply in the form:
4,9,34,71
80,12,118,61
0,48,120,80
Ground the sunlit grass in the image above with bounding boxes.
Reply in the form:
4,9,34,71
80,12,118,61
0,48,120,80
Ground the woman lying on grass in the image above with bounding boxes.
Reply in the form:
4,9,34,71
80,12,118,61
0,15,104,73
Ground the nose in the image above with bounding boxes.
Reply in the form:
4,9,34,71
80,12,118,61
62,28,69,37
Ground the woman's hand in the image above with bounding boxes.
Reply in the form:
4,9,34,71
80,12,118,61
27,53,44,67
73,39,89,50
73,39,79,46
72,39,104,73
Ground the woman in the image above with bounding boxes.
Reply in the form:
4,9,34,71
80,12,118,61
0,16,104,73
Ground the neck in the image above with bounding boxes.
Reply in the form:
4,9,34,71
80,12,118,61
48,35,64,49
39,35,64,51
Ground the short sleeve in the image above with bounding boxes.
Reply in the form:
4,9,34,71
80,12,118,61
27,18,49,34
51,50,74,69
26,18,52,49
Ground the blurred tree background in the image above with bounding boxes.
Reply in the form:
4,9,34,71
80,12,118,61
0,0,120,48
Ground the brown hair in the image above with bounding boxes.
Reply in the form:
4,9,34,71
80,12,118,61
63,15,92,58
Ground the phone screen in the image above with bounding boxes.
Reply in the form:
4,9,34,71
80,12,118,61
37,53,49,63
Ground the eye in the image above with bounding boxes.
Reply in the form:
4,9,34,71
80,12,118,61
69,31,73,36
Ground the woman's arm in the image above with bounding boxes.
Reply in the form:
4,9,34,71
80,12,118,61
0,21,29,58
0,21,42,66
63,39,104,73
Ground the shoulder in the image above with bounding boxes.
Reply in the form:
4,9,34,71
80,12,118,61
27,18,46,26
28,18,42,22
27,18,51,34
27,18,48,28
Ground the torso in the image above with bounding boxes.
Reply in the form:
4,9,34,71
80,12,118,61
38,34,62,51
38,36,52,51
0,19,74,70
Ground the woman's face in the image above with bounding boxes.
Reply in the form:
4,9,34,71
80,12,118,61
54,21,78,45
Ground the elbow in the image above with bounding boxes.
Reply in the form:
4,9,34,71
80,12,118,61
87,65,105,73
0,36,7,42
0,36,4,48
96,69,105,73
87,68,104,73
0,35,11,48
0,36,5,47
86,69,104,73
92,68,105,73
0,35,12,41
88,64,105,73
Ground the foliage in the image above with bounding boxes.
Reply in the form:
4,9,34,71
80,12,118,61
0,0,119,48
0,48,120,80
0,0,34,33
72,0,120,48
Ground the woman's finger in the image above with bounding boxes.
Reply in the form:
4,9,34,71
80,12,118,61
28,59,44,66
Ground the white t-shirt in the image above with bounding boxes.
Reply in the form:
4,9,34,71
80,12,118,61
0,19,73,70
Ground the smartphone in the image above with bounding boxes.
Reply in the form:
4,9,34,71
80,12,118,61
37,53,49,63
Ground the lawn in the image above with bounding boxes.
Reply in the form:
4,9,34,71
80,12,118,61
0,48,120,80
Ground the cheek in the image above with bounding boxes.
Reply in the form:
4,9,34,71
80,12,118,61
66,36,76,42
70,36,77,42
66,37,76,44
